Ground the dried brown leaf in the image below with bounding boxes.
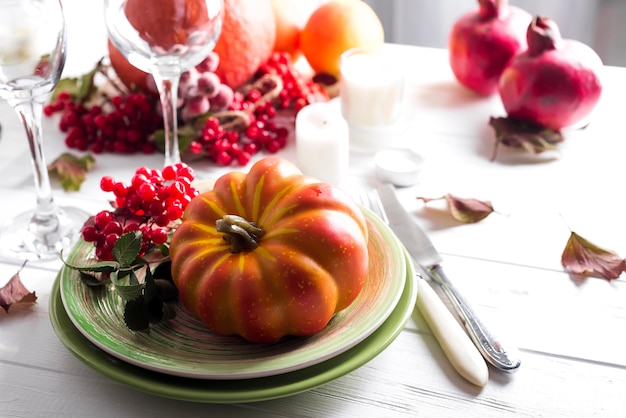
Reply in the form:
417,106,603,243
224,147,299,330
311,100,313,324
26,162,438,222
417,194,494,224
489,116,564,160
561,232,626,280
445,194,494,223
0,262,37,312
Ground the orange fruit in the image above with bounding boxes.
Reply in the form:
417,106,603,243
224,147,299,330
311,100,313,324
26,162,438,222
124,0,211,50
213,0,276,89
300,0,384,76
271,0,304,61
107,40,155,94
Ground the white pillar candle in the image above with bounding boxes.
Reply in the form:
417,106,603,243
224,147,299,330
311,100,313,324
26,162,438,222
295,101,349,185
340,46,404,128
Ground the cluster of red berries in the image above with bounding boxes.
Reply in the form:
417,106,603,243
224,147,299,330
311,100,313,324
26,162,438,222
46,52,328,167
187,52,326,166
189,95,290,166
81,163,198,261
44,91,161,154
256,52,328,112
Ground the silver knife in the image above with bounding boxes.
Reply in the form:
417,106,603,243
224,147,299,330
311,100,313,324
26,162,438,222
367,189,488,387
376,183,522,373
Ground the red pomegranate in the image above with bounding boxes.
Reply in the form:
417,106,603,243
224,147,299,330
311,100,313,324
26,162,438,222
448,0,531,95
498,16,603,130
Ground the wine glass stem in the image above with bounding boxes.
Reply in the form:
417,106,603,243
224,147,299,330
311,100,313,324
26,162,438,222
14,96,57,223
153,71,181,167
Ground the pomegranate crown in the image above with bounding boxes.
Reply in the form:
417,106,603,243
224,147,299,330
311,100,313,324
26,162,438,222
477,0,509,19
527,16,563,55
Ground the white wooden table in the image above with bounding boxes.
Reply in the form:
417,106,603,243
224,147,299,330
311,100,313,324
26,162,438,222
2,2,626,417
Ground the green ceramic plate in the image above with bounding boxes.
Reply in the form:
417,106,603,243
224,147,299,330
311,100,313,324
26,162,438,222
59,208,407,379
49,249,417,403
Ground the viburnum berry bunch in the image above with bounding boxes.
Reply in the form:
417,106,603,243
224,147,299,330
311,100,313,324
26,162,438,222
81,163,198,261
46,51,329,167
45,90,161,155
184,52,328,166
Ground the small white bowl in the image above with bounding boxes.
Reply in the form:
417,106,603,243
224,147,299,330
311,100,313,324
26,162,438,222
374,148,424,187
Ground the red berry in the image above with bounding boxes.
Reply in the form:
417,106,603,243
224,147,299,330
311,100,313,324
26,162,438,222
100,176,116,192
166,204,184,221
81,225,99,242
94,211,113,229
151,228,168,245
138,182,156,201
102,221,123,236
162,164,177,181
104,233,120,249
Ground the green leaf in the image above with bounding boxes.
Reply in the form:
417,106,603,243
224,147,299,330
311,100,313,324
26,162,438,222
154,244,170,258
154,279,178,302
143,267,157,301
146,296,164,323
79,271,109,287
110,270,144,301
48,153,96,192
113,231,143,267
152,260,173,282
50,60,100,103
123,296,150,332
62,259,120,273
128,270,140,286
153,126,196,153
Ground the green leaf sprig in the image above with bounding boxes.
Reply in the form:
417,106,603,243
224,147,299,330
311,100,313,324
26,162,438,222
63,231,178,332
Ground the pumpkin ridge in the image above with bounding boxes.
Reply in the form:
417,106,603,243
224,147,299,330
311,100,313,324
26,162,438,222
264,203,299,229
191,240,229,257
229,179,247,218
263,227,299,240
258,183,294,225
252,175,265,222
252,246,276,262
195,196,227,219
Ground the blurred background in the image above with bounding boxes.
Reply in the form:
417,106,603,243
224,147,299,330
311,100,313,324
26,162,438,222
298,0,626,66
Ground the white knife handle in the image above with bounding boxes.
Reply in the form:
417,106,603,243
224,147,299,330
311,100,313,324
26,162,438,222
416,276,489,387
428,264,522,372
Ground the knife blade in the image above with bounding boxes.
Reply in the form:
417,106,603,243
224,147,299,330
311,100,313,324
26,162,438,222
376,183,521,374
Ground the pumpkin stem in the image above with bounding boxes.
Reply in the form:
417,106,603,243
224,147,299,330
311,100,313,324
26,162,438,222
216,215,265,253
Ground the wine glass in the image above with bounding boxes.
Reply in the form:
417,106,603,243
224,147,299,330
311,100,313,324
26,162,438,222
104,0,224,166
0,0,89,261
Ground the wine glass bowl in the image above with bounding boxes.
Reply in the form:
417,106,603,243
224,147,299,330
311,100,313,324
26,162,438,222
0,0,89,261
104,0,224,166
0,0,65,99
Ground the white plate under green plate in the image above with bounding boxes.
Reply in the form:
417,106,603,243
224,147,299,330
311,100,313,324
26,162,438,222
49,248,417,403
59,207,407,379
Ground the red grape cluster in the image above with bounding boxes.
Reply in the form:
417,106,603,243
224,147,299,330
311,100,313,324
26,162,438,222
44,91,161,154
178,52,235,122
186,52,327,166
81,163,198,261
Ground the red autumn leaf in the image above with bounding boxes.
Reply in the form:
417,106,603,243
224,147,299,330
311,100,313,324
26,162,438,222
561,232,626,280
417,194,494,224
488,116,564,161
48,152,96,192
0,262,37,312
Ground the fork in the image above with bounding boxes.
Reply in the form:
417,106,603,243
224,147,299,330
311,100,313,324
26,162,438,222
357,190,489,387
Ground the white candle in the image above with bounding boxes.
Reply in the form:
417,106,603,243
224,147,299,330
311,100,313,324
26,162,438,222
295,102,349,185
340,46,404,128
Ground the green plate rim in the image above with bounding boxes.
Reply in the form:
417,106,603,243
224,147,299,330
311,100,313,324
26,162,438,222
49,249,417,403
